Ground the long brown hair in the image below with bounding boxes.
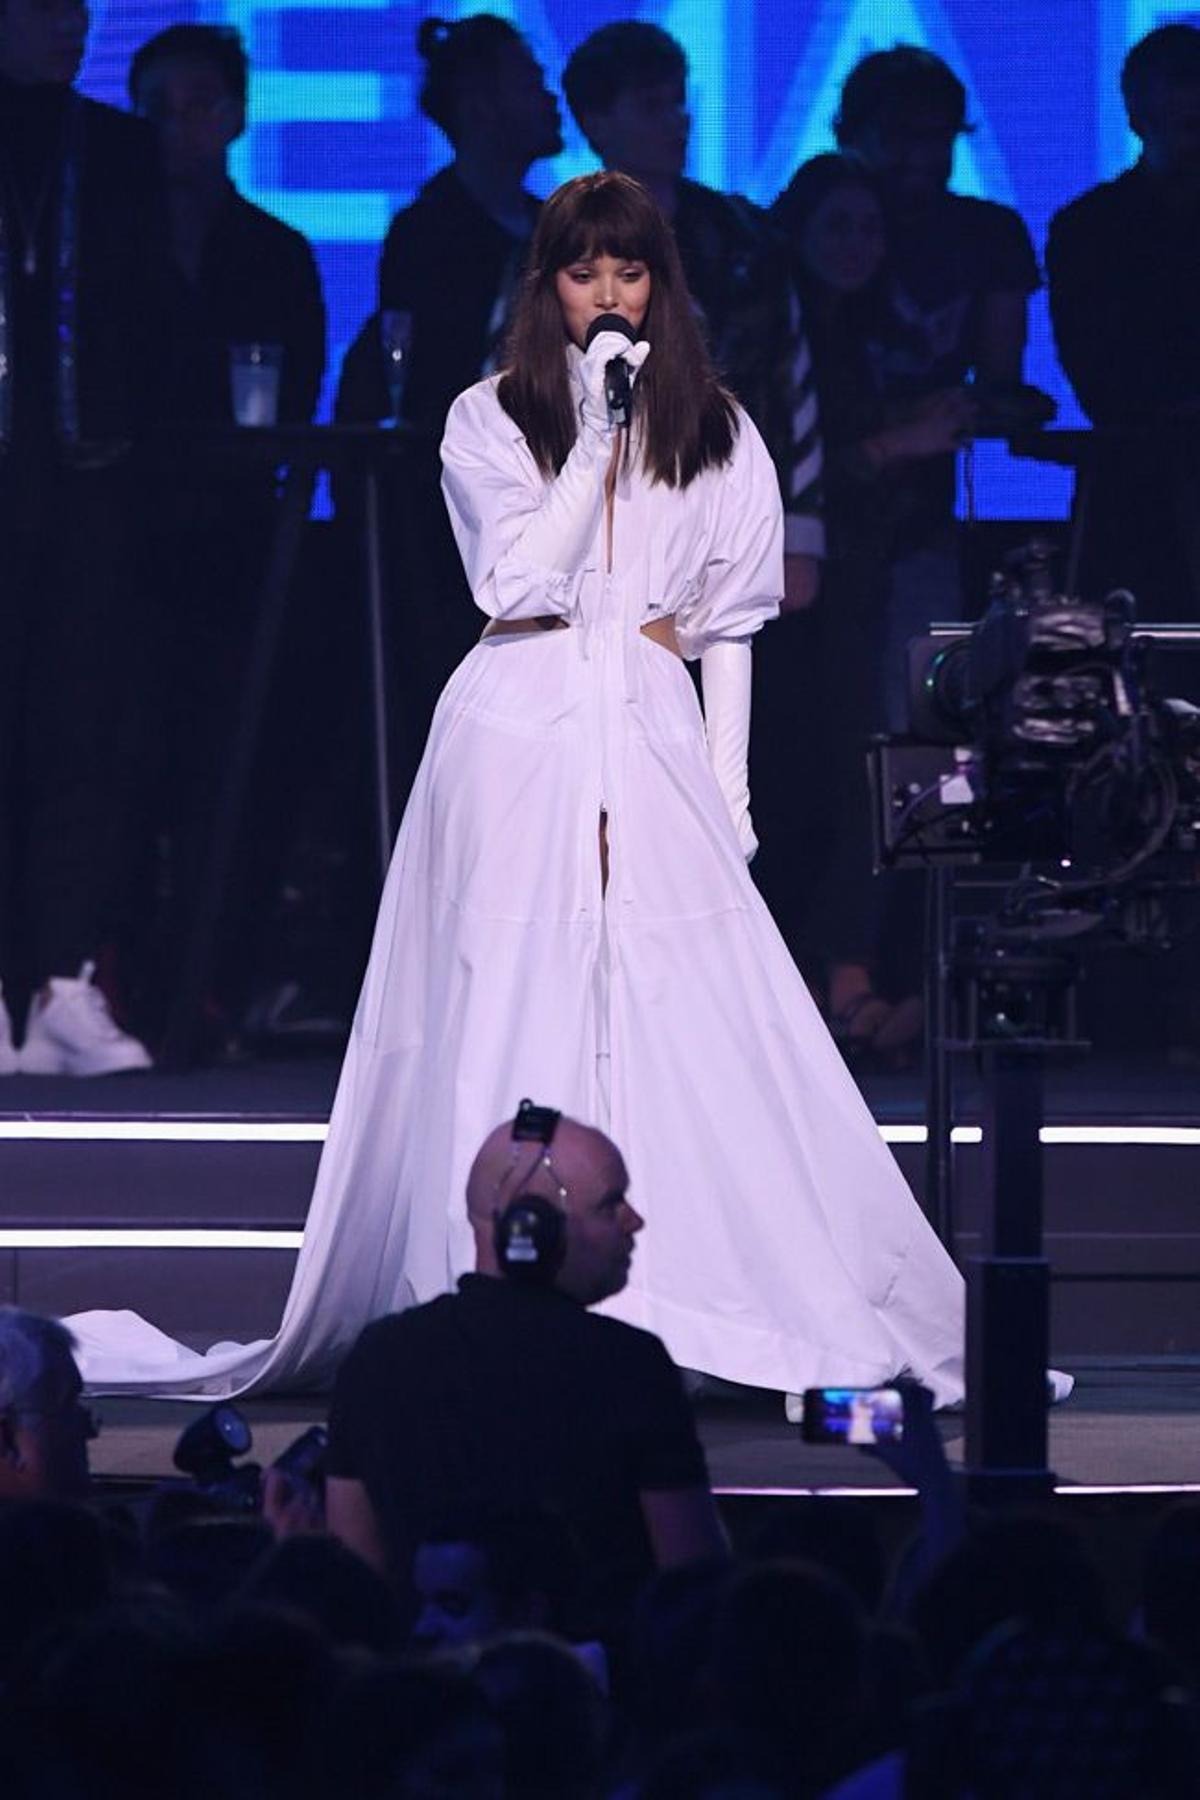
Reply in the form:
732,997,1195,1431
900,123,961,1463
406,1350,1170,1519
498,172,737,488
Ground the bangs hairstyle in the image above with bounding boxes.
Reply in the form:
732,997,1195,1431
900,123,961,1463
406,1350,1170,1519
497,172,737,488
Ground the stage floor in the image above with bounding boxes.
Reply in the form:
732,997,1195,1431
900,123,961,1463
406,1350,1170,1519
4,1048,1200,1123
88,1363,1200,1493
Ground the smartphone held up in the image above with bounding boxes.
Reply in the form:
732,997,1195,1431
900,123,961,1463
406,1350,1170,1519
799,1387,904,1446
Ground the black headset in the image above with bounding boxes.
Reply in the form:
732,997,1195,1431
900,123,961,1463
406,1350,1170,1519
493,1099,567,1284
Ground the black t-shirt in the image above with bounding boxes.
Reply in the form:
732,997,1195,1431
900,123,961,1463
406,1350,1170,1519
378,165,536,435
868,191,1040,538
327,1275,708,1623
1047,164,1200,619
167,183,326,428
1047,162,1200,427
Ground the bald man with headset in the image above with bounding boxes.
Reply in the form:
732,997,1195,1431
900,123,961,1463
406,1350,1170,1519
325,1102,726,1635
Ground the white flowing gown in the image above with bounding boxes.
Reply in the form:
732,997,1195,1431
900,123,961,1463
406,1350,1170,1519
68,355,964,1404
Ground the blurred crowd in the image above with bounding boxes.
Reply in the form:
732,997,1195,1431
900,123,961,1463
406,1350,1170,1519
1,1087,1199,1800
2,7,1199,1075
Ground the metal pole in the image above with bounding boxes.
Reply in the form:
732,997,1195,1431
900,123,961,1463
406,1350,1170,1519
363,455,394,884
924,864,956,1247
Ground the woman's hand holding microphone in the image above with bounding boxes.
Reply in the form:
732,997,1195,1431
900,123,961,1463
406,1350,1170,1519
579,316,651,437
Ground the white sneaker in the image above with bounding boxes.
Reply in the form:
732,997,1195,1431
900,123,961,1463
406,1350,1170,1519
0,985,18,1076
19,961,153,1077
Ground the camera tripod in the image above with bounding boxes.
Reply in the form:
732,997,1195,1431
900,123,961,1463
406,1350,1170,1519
925,868,1088,1501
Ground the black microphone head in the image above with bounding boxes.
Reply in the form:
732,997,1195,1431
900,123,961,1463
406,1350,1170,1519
584,312,637,350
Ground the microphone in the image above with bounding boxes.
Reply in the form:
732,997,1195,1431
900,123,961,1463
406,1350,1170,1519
584,312,638,428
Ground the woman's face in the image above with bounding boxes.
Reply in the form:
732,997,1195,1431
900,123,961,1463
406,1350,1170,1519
554,253,652,350
800,184,885,294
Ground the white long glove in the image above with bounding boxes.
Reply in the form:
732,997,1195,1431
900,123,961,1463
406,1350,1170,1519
577,329,651,435
507,332,651,580
701,639,757,860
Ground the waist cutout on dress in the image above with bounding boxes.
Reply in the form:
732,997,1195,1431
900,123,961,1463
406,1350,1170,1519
481,613,681,658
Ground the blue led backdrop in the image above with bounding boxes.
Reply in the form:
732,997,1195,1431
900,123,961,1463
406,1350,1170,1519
78,1,1198,517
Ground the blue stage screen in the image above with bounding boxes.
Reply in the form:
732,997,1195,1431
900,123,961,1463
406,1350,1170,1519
79,1,1197,518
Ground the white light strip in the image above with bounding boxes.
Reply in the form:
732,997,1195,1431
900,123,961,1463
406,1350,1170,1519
880,1125,983,1144
0,1121,1195,1148
717,1481,1200,1499
0,1229,303,1249
881,1125,1200,1148
1041,1126,1200,1146
0,1122,326,1143
716,1485,917,1498
1054,1482,1200,1497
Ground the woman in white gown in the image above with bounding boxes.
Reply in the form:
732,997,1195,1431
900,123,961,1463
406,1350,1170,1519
69,172,964,1405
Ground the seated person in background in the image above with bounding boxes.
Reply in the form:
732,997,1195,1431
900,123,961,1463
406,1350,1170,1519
0,1308,95,1502
562,20,823,610
326,1107,726,1647
833,45,1041,715
125,23,327,1047
129,23,325,427
1047,23,1200,622
767,154,972,1058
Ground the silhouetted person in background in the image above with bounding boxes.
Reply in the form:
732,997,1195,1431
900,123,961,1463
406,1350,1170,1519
834,46,1040,709
820,48,1041,1036
378,13,561,437
767,154,972,1057
1048,23,1200,621
0,0,173,1076
126,23,326,1050
562,20,823,611
337,15,564,819
562,21,826,991
130,23,325,428
1047,25,1200,1062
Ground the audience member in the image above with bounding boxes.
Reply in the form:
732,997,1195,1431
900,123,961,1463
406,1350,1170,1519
315,1659,506,1800
562,20,823,611
907,1510,1107,1686
472,1630,608,1800
411,1502,578,1651
145,1513,276,1610
0,1307,95,1501
635,1726,789,1799
0,1497,110,1685
708,1559,868,1797
1141,1498,1200,1689
239,1530,403,1655
627,1558,732,1753
0,0,173,1076
325,1108,726,1643
750,1488,887,1617
1047,23,1200,622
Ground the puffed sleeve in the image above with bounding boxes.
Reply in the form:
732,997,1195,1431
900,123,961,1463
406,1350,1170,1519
440,377,611,622
675,409,784,661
